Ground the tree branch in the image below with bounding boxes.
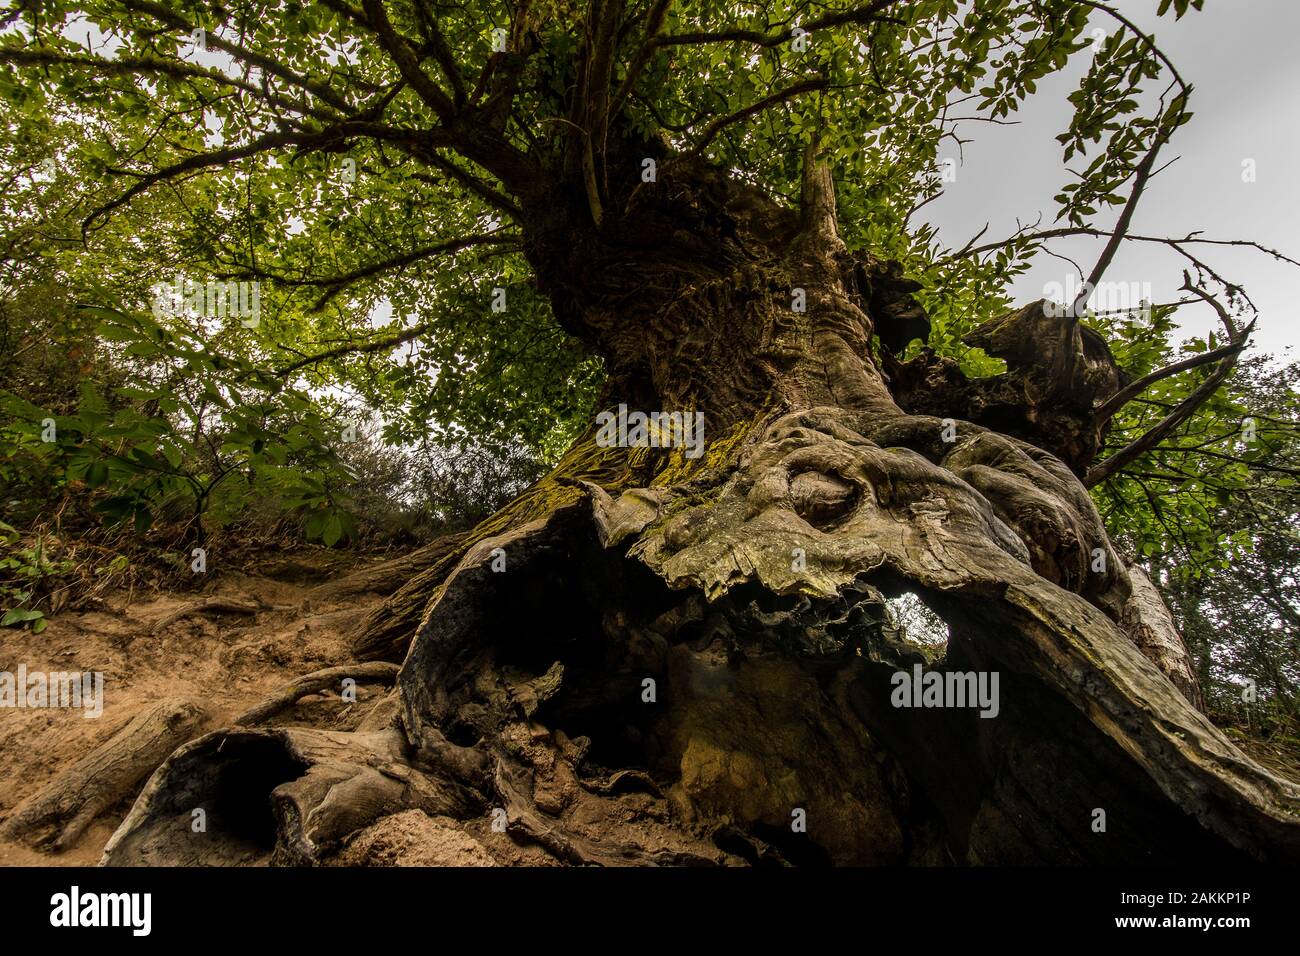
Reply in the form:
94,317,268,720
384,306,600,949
1070,0,1192,95
952,228,1300,271
686,77,829,159
235,232,520,311
1094,339,1247,422
652,0,904,48
119,0,355,113
274,320,436,377
1071,107,1175,316
413,1,468,107
0,44,338,122
607,0,674,118
358,0,456,121
84,129,303,232
1085,279,1254,488
84,120,458,233
412,156,522,219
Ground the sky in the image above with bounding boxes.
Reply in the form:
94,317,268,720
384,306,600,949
921,0,1300,360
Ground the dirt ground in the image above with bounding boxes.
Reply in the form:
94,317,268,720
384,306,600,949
0,550,388,866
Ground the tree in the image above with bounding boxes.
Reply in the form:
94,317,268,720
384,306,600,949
1151,359,1300,739
3,0,1298,865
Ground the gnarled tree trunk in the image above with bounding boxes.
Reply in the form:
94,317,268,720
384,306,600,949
102,149,1300,867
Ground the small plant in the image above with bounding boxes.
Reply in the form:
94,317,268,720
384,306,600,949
1,305,361,548
0,521,72,633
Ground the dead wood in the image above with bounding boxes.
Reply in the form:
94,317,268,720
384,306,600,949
150,596,275,635
2,697,208,851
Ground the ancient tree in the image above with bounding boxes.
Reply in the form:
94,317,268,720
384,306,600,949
5,0,1298,865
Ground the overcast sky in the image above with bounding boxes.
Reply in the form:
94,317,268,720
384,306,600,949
922,0,1299,360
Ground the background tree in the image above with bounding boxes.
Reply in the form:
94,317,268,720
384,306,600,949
1147,359,1300,751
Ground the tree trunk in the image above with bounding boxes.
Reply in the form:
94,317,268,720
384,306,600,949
101,152,1300,866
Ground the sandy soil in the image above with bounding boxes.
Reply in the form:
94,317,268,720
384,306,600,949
0,551,389,865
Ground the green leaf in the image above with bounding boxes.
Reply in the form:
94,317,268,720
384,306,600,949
85,460,109,488
321,512,343,548
1,608,44,626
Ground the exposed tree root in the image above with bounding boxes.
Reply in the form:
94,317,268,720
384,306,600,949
150,596,278,636
234,663,401,726
492,755,724,866
100,724,477,865
95,401,1300,867
302,532,470,607
2,698,207,852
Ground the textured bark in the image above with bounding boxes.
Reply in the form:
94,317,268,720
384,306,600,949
307,530,471,608
150,596,271,635
100,724,472,866
98,153,1300,867
890,301,1128,474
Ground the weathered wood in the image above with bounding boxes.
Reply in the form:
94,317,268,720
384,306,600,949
150,596,269,635
100,725,477,866
2,698,207,851
303,532,470,605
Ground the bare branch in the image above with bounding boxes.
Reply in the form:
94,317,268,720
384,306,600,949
1072,107,1175,316
952,228,1300,271
1180,269,1240,338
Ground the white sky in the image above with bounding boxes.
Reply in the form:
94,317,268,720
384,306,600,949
922,0,1299,360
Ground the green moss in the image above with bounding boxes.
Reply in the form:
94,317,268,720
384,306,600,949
650,414,760,488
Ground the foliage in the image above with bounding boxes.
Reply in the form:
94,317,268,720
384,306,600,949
2,300,358,546
0,0,1213,441
338,430,545,542
1092,310,1296,574
1147,360,1300,733
0,520,63,632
